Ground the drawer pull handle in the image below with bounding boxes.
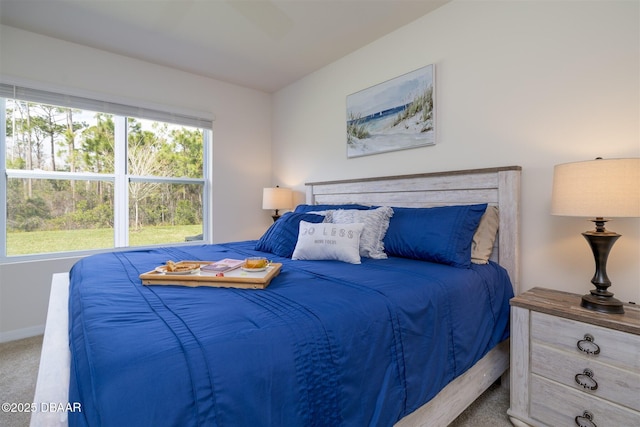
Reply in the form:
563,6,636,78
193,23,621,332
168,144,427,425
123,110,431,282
577,334,600,355
575,411,597,427
575,369,598,391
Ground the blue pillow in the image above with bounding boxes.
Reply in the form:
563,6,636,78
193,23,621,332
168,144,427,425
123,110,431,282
383,204,487,268
255,212,326,257
294,203,371,213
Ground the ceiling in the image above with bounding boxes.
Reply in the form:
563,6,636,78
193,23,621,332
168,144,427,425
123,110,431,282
0,0,449,93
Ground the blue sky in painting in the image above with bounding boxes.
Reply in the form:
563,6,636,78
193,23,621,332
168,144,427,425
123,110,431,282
347,65,433,118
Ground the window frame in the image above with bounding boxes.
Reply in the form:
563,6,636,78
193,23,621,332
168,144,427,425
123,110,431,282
1,82,213,263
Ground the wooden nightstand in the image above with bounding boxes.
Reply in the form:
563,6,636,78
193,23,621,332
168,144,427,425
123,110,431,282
507,287,640,427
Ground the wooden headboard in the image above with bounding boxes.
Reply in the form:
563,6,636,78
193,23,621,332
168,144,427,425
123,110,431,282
305,166,522,294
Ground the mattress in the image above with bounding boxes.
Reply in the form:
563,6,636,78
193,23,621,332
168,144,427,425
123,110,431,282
68,240,513,426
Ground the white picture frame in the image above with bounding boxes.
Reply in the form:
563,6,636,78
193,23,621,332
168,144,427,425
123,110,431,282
346,64,436,158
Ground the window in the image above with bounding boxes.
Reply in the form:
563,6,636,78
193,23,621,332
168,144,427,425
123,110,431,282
1,83,212,259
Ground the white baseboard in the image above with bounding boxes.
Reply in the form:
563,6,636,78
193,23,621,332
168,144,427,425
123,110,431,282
0,325,45,343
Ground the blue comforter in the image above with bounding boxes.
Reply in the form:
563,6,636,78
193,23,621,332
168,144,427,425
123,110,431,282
68,241,512,427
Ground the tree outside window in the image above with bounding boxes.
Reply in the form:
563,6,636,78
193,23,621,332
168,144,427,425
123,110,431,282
3,97,209,257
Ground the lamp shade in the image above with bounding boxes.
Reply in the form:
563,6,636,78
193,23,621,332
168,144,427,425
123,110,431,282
551,158,640,218
262,187,293,210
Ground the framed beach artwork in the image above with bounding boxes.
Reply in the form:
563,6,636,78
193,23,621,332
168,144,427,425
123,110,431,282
346,64,435,158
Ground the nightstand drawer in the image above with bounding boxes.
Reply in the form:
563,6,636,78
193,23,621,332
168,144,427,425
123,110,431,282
531,311,640,371
531,343,640,411
530,375,640,427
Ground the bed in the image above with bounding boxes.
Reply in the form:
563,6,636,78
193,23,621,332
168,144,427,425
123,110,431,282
32,166,521,427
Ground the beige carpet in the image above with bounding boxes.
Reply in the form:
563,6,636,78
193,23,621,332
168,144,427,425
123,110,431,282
1,335,43,427
1,335,512,426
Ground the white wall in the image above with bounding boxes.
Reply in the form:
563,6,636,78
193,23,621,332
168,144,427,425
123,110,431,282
273,1,640,301
0,25,274,341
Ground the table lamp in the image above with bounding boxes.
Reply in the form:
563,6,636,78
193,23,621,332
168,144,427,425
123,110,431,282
551,157,640,314
262,186,293,221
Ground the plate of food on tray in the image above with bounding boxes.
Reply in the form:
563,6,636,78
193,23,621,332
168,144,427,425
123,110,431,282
155,260,200,275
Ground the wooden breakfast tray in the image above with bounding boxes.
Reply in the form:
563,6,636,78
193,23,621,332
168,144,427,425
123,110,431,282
139,261,282,289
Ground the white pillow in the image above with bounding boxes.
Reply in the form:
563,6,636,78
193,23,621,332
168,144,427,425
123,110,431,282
330,206,393,259
292,221,364,264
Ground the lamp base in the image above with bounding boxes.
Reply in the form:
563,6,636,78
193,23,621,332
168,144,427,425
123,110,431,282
580,219,624,314
581,293,624,314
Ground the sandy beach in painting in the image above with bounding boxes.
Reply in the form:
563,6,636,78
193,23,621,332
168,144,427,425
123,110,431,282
347,106,435,157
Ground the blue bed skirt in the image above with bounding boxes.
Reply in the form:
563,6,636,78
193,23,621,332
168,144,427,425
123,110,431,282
68,241,512,426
